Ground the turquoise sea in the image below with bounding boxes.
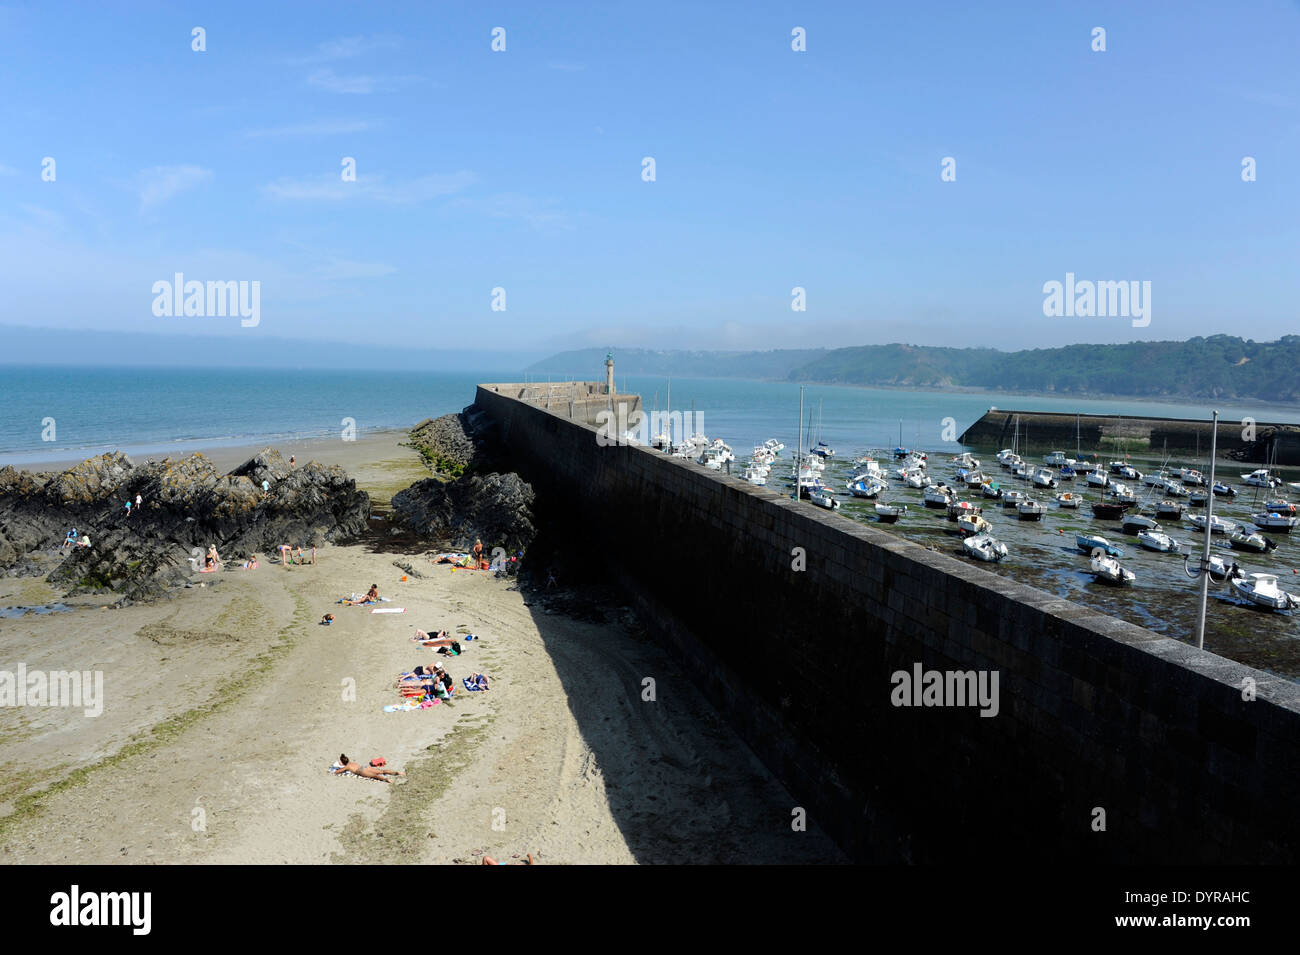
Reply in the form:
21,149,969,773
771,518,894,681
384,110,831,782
2,365,1298,467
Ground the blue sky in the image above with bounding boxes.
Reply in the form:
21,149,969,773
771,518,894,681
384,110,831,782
1,0,1297,358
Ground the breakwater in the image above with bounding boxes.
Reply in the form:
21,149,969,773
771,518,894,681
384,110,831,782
959,408,1300,464
475,383,1300,864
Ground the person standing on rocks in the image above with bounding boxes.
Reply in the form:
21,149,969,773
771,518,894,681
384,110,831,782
135,493,143,512
124,499,132,519
289,455,296,469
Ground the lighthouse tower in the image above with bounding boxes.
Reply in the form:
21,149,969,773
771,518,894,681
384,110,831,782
605,351,615,395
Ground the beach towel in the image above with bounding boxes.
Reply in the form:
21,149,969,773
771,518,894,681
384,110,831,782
384,698,440,712
371,607,405,614
462,677,487,692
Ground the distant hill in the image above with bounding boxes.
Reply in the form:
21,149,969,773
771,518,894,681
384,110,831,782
791,336,1300,402
525,347,829,379
530,337,1300,403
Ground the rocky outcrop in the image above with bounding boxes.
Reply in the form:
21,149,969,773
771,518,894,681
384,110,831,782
391,471,536,553
409,413,479,477
0,449,369,601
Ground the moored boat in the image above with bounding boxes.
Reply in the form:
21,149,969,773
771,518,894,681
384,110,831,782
1252,512,1297,532
1076,533,1122,557
1229,528,1276,553
1138,530,1181,553
1229,572,1300,611
1089,553,1136,585
875,502,906,523
963,533,1009,562
1122,513,1161,534
1090,501,1131,519
1016,499,1045,521
1187,514,1237,535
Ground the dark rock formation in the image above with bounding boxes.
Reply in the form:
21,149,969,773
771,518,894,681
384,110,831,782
391,471,536,553
0,449,369,601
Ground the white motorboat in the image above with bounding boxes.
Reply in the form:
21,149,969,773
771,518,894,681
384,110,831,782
951,452,980,469
1031,467,1057,489
1187,514,1237,535
847,477,886,498
1160,479,1188,497
762,438,785,456
1090,554,1135,585
1263,499,1296,515
1076,533,1123,556
1137,530,1181,553
1001,490,1027,508
743,464,768,486
1014,462,1031,480
1242,468,1280,489
852,457,885,479
1108,482,1137,503
809,486,840,510
875,502,906,523
963,533,1009,562
1084,469,1109,488
957,514,992,537
1229,528,1275,553
1043,451,1071,466
1252,512,1297,532
924,484,957,508
997,450,1021,469
981,482,1004,500
902,469,928,489
1177,467,1205,486
1054,491,1085,508
1017,499,1046,521
1109,462,1142,480
1212,481,1237,497
1230,573,1300,611
1188,491,1209,507
963,470,989,487
1122,513,1161,533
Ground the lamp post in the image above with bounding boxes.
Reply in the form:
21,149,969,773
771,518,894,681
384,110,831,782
1188,410,1220,650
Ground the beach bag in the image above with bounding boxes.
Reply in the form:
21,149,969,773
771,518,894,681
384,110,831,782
370,757,386,767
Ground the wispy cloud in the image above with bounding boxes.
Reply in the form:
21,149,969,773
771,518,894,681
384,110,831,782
306,68,419,94
287,35,400,65
244,120,375,139
263,170,476,203
137,165,212,209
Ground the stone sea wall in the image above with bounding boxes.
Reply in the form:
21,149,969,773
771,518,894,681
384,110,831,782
475,385,1300,864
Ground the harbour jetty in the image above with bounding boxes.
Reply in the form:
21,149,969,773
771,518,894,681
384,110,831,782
471,381,1300,864
959,408,1300,464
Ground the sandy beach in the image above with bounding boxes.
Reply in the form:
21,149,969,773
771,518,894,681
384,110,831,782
0,432,842,864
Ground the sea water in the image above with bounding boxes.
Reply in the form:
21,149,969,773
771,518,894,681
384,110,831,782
1,366,1297,466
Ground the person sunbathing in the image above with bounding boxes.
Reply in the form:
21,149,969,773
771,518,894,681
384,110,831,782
362,584,379,603
482,853,535,865
332,754,404,783
468,673,490,691
414,628,453,646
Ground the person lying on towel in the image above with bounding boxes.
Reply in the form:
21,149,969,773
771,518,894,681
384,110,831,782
414,628,453,646
332,754,404,783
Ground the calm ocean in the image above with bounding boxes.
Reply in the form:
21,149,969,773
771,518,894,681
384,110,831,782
2,365,1297,466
